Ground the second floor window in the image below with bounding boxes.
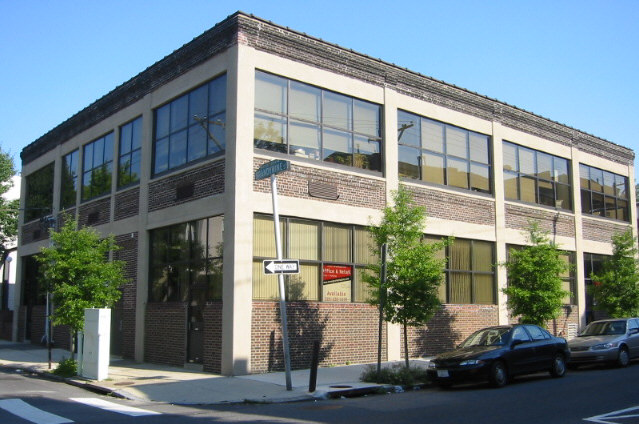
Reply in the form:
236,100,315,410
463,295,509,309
398,110,491,193
118,117,142,188
254,71,382,172
503,141,571,210
24,163,54,222
60,150,79,209
580,164,629,221
82,133,114,201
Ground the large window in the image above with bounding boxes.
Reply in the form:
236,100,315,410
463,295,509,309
24,163,54,222
153,74,227,175
503,141,571,210
82,133,114,201
580,164,629,221
426,237,496,304
398,110,491,193
60,150,79,209
118,117,142,188
254,71,382,172
253,215,377,302
584,253,608,322
149,216,223,302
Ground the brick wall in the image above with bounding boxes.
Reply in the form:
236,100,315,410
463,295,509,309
145,302,187,367
505,204,575,238
407,185,495,226
148,160,225,212
251,301,385,373
21,220,49,245
203,301,223,373
253,158,386,210
115,187,140,221
0,310,12,340
78,197,111,228
402,304,499,358
582,217,631,243
114,232,138,359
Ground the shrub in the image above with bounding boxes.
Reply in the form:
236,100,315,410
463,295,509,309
360,363,429,386
52,357,77,378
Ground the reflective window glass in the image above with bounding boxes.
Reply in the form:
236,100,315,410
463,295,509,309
422,119,444,153
580,164,629,222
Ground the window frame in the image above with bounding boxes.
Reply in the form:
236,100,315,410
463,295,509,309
81,132,114,202
60,150,79,209
118,116,143,189
579,163,629,222
24,163,55,222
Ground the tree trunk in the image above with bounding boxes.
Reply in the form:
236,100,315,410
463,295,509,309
403,321,409,369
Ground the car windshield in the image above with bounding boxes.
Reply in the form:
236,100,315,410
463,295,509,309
580,320,627,336
460,328,510,347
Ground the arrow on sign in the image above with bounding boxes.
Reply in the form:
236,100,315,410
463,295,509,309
263,260,300,274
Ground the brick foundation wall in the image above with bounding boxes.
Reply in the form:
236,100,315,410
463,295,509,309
252,301,385,373
582,217,631,243
148,160,225,212
115,187,140,221
78,198,111,228
0,310,12,340
402,304,499,358
203,301,223,373
145,302,187,367
114,232,138,359
505,204,575,238
407,185,495,226
253,158,386,210
21,220,49,245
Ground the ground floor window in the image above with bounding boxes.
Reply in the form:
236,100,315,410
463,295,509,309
584,252,608,323
149,216,223,302
252,214,376,302
426,237,496,304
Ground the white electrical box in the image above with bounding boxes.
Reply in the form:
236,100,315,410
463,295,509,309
81,308,111,381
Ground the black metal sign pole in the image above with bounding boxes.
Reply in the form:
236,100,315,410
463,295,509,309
377,243,387,376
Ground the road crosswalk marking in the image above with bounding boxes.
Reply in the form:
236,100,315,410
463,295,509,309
0,397,161,423
70,397,161,416
0,399,72,424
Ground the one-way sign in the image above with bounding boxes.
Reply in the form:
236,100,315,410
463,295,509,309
263,259,300,275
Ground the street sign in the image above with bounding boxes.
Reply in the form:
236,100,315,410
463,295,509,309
255,159,290,180
263,259,300,274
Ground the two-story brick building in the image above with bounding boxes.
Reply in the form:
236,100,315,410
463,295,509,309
14,12,635,375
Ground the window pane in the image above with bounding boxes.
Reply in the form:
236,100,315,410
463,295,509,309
83,142,94,170
474,274,494,304
254,113,287,153
323,224,352,262
323,129,352,166
446,126,467,158
591,192,605,216
323,91,352,130
520,176,536,203
580,164,590,189
422,119,444,154
355,227,377,264
156,104,170,139
397,111,419,147
255,71,287,114
617,199,629,222
469,133,489,164
169,130,187,169
616,175,628,199
353,135,381,171
355,267,375,303
450,272,471,303
208,112,226,154
353,99,380,136
253,261,279,300
449,239,471,271
253,216,284,258
209,74,227,115
504,171,519,200
290,81,321,122
605,196,616,219
554,157,569,184
590,168,604,192
555,183,571,210
537,153,552,180
289,121,320,158
519,147,535,175
603,171,616,196
538,180,555,207
154,137,169,174
422,152,445,185
470,163,490,193
289,220,320,260
189,85,208,120
398,145,420,179
120,123,132,154
581,190,592,214
187,123,207,162
322,264,351,302
170,96,189,131
447,157,469,189
289,264,319,301
473,241,493,272
503,142,518,171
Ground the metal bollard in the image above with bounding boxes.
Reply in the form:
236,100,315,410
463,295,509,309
308,340,320,392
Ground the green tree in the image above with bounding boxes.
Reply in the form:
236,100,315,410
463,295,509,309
502,222,569,326
36,218,127,356
365,185,449,368
0,149,18,258
589,229,639,318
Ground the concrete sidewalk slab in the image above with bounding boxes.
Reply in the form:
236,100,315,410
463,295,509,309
0,340,429,405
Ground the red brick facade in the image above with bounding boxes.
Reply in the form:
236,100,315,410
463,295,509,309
582,217,631,243
505,203,576,238
408,185,495,226
144,302,187,367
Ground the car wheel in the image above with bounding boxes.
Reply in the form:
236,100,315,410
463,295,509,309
490,361,508,388
617,346,630,367
550,354,566,377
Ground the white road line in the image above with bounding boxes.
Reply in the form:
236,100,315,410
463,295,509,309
584,405,639,423
0,399,73,424
70,397,161,417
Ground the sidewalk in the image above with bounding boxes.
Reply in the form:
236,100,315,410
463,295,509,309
0,340,430,405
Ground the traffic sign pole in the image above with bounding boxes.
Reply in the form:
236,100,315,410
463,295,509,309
271,173,292,391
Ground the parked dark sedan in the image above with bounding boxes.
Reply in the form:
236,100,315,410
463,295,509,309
427,324,570,388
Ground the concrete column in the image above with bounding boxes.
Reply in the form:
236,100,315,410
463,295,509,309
570,147,587,328
491,122,509,324
221,44,255,375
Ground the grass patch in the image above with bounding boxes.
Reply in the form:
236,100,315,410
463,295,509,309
360,363,429,386
52,357,77,378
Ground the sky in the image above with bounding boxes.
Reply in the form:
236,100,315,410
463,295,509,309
1,0,638,180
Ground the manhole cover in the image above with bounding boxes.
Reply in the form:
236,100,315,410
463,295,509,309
329,385,353,389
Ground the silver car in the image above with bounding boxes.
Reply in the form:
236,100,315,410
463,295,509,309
568,318,639,367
